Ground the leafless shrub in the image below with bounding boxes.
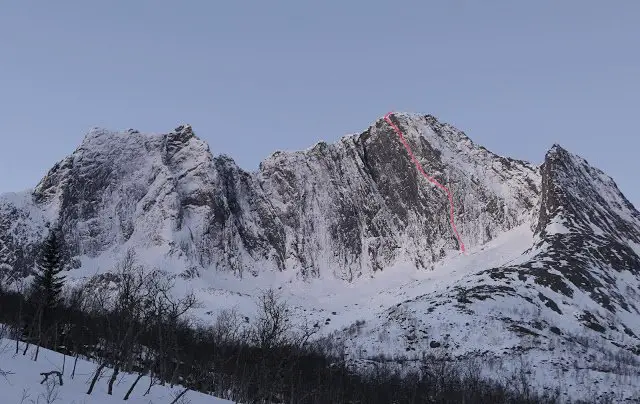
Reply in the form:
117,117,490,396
19,388,31,404
212,308,246,344
250,288,294,349
37,376,61,404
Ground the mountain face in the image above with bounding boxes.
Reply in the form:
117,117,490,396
1,113,639,400
337,141,640,401
1,114,540,280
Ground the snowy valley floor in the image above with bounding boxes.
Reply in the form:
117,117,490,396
190,223,536,334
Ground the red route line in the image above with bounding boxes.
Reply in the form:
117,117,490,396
384,112,466,253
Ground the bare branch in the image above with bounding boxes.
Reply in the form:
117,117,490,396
40,370,64,386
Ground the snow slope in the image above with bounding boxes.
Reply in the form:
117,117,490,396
0,338,232,403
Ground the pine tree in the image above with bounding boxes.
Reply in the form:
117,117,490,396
23,229,66,358
32,229,65,313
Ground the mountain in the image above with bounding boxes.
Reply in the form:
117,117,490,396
1,112,639,401
337,142,640,401
0,114,540,279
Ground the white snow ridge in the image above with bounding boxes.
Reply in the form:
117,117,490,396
1,113,640,402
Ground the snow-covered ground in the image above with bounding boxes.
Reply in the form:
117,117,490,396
171,223,536,333
0,338,232,404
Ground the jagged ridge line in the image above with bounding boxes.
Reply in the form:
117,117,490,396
383,112,466,253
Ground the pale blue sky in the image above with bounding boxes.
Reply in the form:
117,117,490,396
1,1,638,207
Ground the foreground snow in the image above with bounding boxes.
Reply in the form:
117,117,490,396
0,338,233,404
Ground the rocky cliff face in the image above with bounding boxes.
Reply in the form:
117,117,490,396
258,113,540,280
0,113,542,281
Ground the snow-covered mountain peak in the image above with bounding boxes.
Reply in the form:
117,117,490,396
537,143,640,243
547,143,565,154
173,123,193,135
76,124,202,155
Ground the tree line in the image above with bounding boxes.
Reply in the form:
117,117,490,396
0,229,564,403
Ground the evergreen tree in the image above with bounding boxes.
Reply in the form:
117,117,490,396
32,229,65,312
23,229,66,357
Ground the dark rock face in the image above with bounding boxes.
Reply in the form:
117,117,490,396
536,145,640,242
256,113,539,279
198,155,286,276
524,145,640,315
509,146,640,314
0,202,27,277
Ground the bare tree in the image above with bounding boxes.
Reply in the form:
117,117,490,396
74,249,198,399
169,387,190,404
251,288,294,350
18,388,31,404
212,308,248,345
40,371,64,386
86,363,107,395
38,374,62,404
127,280,197,398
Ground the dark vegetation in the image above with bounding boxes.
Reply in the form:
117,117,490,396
0,232,563,403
